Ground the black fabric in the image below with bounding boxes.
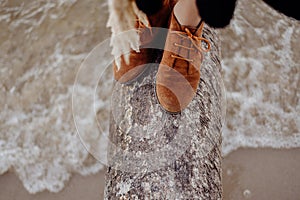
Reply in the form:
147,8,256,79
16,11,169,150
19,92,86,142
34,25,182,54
136,0,299,29
135,0,237,28
196,0,237,28
195,0,300,27
262,0,300,21
136,0,164,15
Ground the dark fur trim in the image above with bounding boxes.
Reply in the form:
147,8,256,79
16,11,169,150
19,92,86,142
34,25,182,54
263,0,300,20
136,0,164,15
196,0,237,28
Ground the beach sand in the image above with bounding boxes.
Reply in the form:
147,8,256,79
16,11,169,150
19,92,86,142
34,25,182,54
1,147,300,200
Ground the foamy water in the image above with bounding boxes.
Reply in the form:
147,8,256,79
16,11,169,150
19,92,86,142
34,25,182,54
219,0,300,155
0,0,299,194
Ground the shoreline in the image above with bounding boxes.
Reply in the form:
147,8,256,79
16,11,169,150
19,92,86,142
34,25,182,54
1,147,299,200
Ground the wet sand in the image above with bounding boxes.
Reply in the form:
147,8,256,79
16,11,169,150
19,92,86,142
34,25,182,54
222,148,300,200
1,147,300,200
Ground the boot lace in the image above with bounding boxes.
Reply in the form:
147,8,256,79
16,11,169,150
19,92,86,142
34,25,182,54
170,22,211,63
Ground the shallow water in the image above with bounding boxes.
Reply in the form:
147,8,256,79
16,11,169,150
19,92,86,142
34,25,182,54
0,0,299,194
219,0,300,155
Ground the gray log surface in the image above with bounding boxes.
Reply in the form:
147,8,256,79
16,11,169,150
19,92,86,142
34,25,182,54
105,24,224,199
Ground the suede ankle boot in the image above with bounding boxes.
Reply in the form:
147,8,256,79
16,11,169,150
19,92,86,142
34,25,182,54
113,0,174,84
156,12,211,113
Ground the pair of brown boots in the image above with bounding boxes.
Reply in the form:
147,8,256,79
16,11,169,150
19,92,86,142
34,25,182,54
113,2,210,113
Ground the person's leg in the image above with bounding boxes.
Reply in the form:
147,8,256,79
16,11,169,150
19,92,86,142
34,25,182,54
173,0,201,27
113,0,173,84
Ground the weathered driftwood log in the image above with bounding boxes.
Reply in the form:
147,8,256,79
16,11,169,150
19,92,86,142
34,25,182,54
104,24,224,199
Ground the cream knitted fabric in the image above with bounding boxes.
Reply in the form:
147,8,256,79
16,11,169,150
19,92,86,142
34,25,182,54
107,0,149,70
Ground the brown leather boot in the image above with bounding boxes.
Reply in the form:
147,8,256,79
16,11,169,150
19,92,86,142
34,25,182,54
113,1,174,84
156,12,211,113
